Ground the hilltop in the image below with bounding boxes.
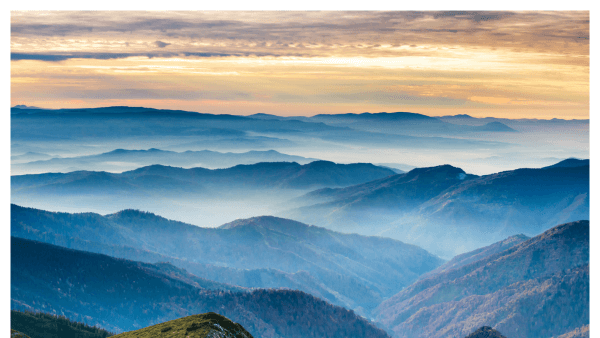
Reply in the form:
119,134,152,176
112,313,253,338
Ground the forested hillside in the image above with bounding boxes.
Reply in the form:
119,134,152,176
12,205,442,316
375,220,589,338
12,236,390,338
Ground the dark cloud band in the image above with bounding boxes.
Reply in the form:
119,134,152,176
10,52,286,62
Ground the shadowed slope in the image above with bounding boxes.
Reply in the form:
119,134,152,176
12,237,391,338
11,205,442,316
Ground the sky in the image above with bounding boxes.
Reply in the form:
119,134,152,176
10,11,590,119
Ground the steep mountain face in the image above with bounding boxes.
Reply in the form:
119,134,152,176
11,205,443,316
12,237,391,338
11,148,319,175
287,163,589,257
420,234,530,279
375,220,589,338
112,312,253,338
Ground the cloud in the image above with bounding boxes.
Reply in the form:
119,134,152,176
273,91,470,106
154,41,171,48
10,11,589,58
11,52,241,62
431,11,515,22
9,11,589,118
11,50,310,62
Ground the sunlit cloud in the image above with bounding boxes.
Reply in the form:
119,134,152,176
10,11,589,119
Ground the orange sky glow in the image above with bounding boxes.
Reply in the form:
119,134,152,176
10,11,589,119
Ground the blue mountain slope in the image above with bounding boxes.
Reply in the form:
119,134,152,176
11,205,443,316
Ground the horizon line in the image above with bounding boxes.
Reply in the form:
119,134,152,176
11,105,590,121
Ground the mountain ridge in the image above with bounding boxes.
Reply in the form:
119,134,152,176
286,162,589,257
12,236,391,338
11,148,320,175
375,220,589,338
12,204,443,316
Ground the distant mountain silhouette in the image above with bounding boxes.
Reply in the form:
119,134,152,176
12,237,391,338
11,148,319,175
438,114,589,128
11,106,510,152
375,220,589,338
249,113,312,123
306,112,518,136
543,158,589,169
288,163,589,257
474,122,517,132
12,104,41,110
465,327,506,338
112,312,252,338
312,112,437,121
11,106,245,118
11,106,361,157
11,205,442,316
11,152,54,163
12,161,396,198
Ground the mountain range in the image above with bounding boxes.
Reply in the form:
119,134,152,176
375,220,589,338
11,205,443,316
285,159,589,257
9,105,590,338
11,148,319,175
11,160,398,226
251,112,519,136
12,160,395,194
12,236,391,338
10,106,510,156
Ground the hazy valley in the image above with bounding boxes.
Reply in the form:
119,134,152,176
10,106,589,338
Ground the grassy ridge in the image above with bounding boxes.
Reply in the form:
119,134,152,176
113,312,253,338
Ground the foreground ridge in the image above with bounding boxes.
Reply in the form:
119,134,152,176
113,312,253,338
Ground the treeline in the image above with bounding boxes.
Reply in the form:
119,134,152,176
11,310,114,338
